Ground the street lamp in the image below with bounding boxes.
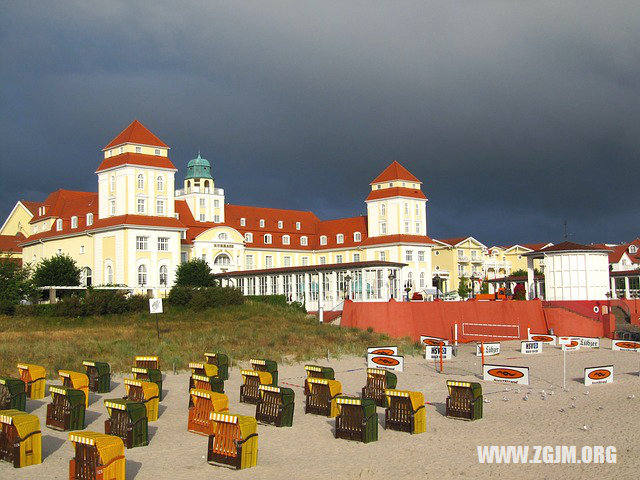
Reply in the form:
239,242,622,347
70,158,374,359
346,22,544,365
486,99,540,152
388,271,396,299
344,274,352,300
434,274,440,300
405,280,412,302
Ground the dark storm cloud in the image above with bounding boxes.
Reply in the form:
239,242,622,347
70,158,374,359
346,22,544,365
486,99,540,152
1,1,638,245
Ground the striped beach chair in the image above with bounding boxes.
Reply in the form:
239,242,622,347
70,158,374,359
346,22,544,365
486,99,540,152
59,370,90,408
16,364,46,400
256,385,295,427
0,410,42,468
83,361,111,393
131,367,163,401
384,389,426,434
362,368,397,407
445,380,483,421
104,399,149,448
305,377,342,417
134,355,159,370
123,379,159,422
250,359,278,386
240,370,273,405
335,396,378,443
204,353,229,381
68,431,125,480
303,365,334,395
188,389,229,436
46,386,85,431
207,413,258,470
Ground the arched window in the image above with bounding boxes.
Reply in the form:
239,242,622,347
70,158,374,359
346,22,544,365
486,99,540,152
71,216,78,229
86,213,93,226
264,234,272,244
159,265,168,286
336,234,344,244
419,272,425,288
282,235,290,245
138,265,147,286
300,236,308,246
245,233,253,243
83,267,92,287
137,174,144,190
214,254,231,266
110,176,115,191
56,219,63,231
320,235,327,246
105,265,113,284
157,176,164,191
218,232,228,241
354,232,361,242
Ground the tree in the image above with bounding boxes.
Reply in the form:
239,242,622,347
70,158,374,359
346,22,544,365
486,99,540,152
480,278,489,294
513,282,526,300
174,258,215,287
33,254,81,287
511,268,543,277
0,259,36,309
457,276,470,299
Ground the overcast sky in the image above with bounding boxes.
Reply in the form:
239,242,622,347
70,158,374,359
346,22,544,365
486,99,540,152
1,1,638,246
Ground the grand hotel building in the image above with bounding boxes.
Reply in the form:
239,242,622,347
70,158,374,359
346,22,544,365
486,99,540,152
5,121,435,311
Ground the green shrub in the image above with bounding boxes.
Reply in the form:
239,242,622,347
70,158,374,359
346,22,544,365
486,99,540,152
33,254,81,287
53,295,86,317
174,259,215,287
0,298,16,315
252,295,289,307
167,286,193,306
126,294,149,313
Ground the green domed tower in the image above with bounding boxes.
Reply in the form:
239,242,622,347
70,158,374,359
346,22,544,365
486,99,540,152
177,152,225,223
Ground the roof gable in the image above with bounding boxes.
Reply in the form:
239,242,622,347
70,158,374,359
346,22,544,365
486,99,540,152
103,120,169,150
371,161,421,184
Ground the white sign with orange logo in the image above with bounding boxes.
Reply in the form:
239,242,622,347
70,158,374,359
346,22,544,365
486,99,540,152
367,346,398,355
420,335,449,346
611,340,640,352
528,333,556,345
366,353,404,372
483,364,530,385
584,365,613,386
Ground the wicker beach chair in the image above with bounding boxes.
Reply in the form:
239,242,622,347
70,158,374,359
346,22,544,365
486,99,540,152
0,410,42,468
0,377,26,411
334,396,378,444
83,361,111,393
190,374,225,394
68,431,125,480
255,385,295,427
303,365,334,395
362,368,397,407
305,378,342,417
59,370,90,408
16,364,46,400
204,353,229,381
188,389,229,436
46,386,85,431
134,355,159,370
239,371,272,405
123,379,159,422
384,389,426,434
104,399,149,448
249,359,278,386
207,413,258,470
445,380,483,421
131,367,163,401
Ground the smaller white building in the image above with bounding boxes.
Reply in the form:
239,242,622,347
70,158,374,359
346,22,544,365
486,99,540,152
524,242,611,301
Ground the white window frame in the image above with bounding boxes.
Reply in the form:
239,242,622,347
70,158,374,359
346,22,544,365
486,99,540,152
71,216,78,229
265,256,273,268
282,235,290,245
264,234,272,244
155,148,161,156
353,253,360,262
354,232,361,242
259,219,265,228
136,236,148,251
336,254,343,264
320,236,327,246
381,204,386,216
336,234,344,244
86,213,93,226
109,199,116,216
156,199,165,216
406,250,413,262
240,218,246,227
56,219,63,231
110,176,115,192
159,265,168,286
284,256,291,267
278,221,283,229
135,146,142,153
418,251,425,262
157,176,164,191
199,214,205,222
245,232,253,243
380,222,387,235
137,173,144,190
158,237,169,251
300,236,308,246
138,265,147,286
137,198,146,214
295,222,301,230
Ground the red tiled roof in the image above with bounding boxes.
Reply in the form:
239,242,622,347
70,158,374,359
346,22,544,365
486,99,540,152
528,241,611,255
29,190,98,224
22,214,185,245
365,187,426,202
95,152,177,173
360,234,434,247
610,268,640,277
214,260,407,277
371,161,421,184
103,120,169,150
20,201,43,216
0,233,24,253
317,217,368,249
521,242,553,251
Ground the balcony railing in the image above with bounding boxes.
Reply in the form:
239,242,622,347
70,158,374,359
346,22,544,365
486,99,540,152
175,187,224,196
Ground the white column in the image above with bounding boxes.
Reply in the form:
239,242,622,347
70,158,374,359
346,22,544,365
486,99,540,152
625,276,631,298
330,271,338,309
304,273,311,307
526,256,535,300
610,276,617,299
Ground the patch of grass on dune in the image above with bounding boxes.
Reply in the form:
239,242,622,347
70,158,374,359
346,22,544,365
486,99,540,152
0,301,420,376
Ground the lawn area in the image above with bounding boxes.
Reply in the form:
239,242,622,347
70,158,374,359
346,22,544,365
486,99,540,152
0,301,419,376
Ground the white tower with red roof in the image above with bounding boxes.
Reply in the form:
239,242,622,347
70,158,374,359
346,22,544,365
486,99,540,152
97,120,177,220
366,161,428,238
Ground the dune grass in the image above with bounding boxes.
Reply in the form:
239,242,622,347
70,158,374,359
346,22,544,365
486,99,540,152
0,301,420,377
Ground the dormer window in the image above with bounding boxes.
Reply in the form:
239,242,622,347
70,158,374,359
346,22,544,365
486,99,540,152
245,233,253,243
320,235,327,246
336,234,344,244
240,218,246,227
259,219,265,228
300,236,308,246
278,221,283,229
119,147,124,154
71,216,78,229
264,234,272,244
282,235,290,245
137,174,144,189
377,185,381,190
155,149,161,156
135,146,142,153
354,232,362,242
630,245,638,254
296,222,301,230
39,206,45,216
56,219,63,231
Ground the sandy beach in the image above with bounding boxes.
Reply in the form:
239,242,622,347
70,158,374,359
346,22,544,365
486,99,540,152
3,339,639,479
